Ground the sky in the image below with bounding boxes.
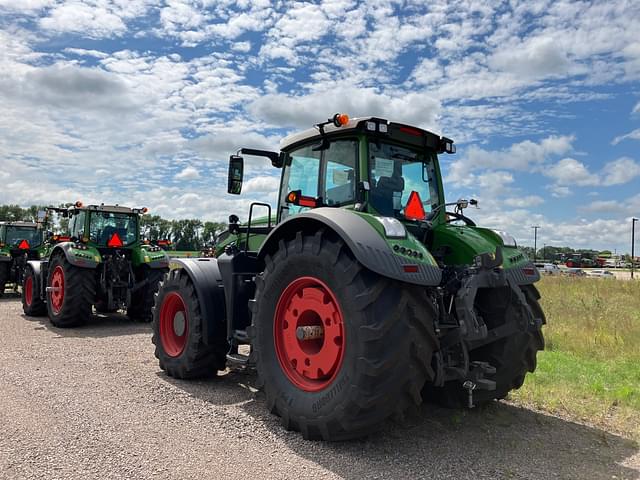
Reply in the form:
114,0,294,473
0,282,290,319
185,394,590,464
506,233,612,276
1,0,639,254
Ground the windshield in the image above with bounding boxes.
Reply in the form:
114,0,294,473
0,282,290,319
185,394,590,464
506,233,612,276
89,212,138,246
368,141,438,219
5,226,41,248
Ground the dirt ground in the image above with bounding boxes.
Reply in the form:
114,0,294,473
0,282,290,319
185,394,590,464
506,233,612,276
0,294,638,480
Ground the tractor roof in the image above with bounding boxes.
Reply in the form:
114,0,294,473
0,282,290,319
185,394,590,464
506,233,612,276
279,116,452,153
0,221,38,228
76,204,144,214
280,116,375,150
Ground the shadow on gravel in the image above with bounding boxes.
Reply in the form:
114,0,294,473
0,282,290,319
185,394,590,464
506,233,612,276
20,312,151,338
170,368,639,479
157,368,258,407
0,292,21,301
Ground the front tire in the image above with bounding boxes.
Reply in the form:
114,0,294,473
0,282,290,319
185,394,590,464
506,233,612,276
251,230,438,441
46,254,95,328
427,285,545,407
152,269,227,379
22,266,46,316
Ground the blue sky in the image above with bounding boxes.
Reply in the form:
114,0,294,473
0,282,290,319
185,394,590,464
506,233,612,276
1,0,639,253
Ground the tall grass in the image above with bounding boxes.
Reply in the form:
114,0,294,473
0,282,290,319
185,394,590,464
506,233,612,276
537,277,640,361
510,277,640,439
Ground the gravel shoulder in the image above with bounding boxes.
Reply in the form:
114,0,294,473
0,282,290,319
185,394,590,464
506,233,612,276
0,295,638,480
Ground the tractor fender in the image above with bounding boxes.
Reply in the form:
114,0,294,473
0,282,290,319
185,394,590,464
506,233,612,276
50,243,99,269
25,260,44,299
258,208,442,286
171,258,227,346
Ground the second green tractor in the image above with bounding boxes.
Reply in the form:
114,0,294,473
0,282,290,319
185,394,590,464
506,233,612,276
23,204,169,326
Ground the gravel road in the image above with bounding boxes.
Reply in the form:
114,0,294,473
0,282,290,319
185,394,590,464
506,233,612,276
0,294,638,480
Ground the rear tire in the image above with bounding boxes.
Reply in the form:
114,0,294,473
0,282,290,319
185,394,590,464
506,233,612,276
0,262,8,298
22,266,46,316
152,269,228,379
128,268,167,322
46,254,95,328
251,230,438,440
427,285,545,407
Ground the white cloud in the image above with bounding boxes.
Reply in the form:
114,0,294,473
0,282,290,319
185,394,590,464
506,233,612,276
174,166,200,180
243,176,280,194
612,128,640,145
446,135,574,184
544,158,599,186
601,157,640,186
248,86,441,131
504,195,545,208
632,101,640,114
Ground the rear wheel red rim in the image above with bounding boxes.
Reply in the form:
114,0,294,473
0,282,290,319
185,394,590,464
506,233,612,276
50,266,65,314
24,275,33,307
159,292,188,357
274,276,345,392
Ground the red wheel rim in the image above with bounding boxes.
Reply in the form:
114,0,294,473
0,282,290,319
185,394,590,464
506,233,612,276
274,276,345,392
50,266,65,314
159,292,188,357
24,275,33,307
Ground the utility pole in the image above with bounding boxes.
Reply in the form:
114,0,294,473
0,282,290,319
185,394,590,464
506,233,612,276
633,218,638,280
531,226,540,262
543,244,547,261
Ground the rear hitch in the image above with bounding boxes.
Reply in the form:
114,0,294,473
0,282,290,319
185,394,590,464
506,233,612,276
463,361,496,408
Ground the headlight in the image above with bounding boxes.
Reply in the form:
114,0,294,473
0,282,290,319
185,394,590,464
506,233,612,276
375,217,407,238
492,230,517,247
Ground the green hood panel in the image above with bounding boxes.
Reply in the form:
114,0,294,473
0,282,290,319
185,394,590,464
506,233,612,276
431,224,530,269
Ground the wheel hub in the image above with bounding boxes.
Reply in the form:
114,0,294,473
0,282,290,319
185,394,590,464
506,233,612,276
173,311,186,337
274,276,345,392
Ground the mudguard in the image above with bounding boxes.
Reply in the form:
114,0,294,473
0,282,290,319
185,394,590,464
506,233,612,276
171,258,227,346
51,243,100,269
25,260,44,299
258,208,442,286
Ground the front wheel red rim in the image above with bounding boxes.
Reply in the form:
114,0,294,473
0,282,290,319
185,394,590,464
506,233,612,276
24,275,33,306
159,292,189,357
50,266,65,314
274,276,345,392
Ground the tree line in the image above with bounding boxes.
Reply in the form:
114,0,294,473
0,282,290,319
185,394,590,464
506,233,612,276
0,204,226,251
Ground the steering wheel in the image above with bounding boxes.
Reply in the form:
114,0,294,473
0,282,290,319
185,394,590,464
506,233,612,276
445,211,476,227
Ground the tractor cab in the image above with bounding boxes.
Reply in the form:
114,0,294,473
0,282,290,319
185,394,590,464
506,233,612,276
0,221,45,296
0,221,43,256
223,114,458,257
66,203,144,250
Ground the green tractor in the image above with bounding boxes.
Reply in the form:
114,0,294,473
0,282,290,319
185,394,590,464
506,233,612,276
152,114,545,440
23,203,169,326
0,220,48,297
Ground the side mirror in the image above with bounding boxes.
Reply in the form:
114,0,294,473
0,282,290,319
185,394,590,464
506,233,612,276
228,155,244,195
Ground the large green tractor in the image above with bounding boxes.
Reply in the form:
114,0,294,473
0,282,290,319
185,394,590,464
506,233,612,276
23,203,169,326
0,221,48,297
152,114,545,440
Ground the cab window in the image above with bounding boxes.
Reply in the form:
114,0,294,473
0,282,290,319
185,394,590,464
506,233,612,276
323,140,357,206
279,139,357,219
71,211,86,239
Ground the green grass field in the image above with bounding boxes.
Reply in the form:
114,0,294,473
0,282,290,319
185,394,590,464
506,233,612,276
510,276,640,439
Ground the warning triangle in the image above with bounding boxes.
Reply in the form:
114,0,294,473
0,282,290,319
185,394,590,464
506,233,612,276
18,239,30,249
404,191,426,221
107,232,124,248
